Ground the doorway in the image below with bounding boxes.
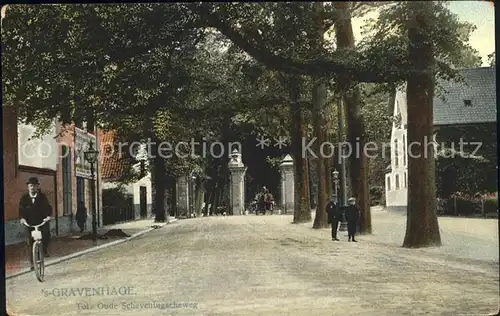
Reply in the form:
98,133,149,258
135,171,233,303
140,186,147,218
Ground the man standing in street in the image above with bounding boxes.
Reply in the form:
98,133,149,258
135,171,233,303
19,177,52,269
326,195,341,241
345,197,360,242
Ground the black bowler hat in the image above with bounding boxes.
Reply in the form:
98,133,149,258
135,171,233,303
26,177,40,185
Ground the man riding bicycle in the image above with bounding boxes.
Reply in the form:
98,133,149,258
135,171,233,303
19,177,52,270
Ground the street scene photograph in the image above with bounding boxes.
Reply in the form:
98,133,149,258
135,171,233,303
1,2,498,315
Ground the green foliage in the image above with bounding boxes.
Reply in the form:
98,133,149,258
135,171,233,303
199,2,482,85
487,51,495,67
102,187,131,208
369,186,385,206
3,3,486,213
483,196,498,214
435,123,497,197
360,1,482,84
360,84,393,143
359,84,392,186
436,156,497,198
441,192,497,217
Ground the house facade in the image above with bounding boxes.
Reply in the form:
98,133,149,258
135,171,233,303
385,67,497,212
99,131,153,223
3,107,103,245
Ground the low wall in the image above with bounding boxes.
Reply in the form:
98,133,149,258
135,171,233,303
385,206,407,213
5,209,103,245
386,188,407,213
5,215,73,246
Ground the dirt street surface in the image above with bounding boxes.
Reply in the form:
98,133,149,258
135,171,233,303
6,209,499,316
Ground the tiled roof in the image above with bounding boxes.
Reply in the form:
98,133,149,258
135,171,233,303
434,67,496,125
98,130,135,182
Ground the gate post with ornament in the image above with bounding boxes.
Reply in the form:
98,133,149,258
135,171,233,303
279,154,294,214
228,149,247,215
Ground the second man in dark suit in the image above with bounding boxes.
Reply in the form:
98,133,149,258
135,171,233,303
326,196,341,241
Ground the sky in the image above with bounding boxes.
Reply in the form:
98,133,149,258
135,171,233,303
350,1,495,66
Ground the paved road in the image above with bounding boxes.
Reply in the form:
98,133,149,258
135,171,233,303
6,210,499,315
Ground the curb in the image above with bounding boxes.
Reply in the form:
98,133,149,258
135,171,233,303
6,224,165,280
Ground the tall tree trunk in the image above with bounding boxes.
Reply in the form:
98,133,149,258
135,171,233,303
194,178,205,216
288,75,311,223
210,184,218,215
325,156,333,200
308,156,316,209
171,176,178,218
86,107,95,133
151,159,156,216
204,186,213,215
152,137,167,222
165,175,174,217
334,2,371,234
403,2,441,247
144,112,167,222
217,182,224,207
324,105,333,199
312,80,329,229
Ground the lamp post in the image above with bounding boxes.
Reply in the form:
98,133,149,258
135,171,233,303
338,144,348,232
84,140,99,245
190,173,197,217
332,169,339,202
337,95,348,232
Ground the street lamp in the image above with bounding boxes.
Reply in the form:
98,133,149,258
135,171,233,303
333,168,347,231
84,140,99,245
332,169,339,202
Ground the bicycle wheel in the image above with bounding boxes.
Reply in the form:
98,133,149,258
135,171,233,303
32,241,45,282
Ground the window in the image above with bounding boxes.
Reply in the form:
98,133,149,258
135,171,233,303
62,146,73,215
386,176,391,191
76,177,86,206
404,172,407,188
463,99,472,107
402,134,406,166
395,174,400,190
394,139,399,168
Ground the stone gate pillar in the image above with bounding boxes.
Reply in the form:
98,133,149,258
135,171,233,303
176,174,190,218
228,149,247,215
280,154,294,214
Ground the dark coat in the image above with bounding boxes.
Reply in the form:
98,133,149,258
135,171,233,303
326,201,340,224
344,205,360,223
19,191,52,226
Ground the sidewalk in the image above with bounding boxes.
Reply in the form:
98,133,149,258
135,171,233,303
5,218,175,275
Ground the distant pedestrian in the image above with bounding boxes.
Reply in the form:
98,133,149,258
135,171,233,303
76,201,87,234
263,188,274,215
257,187,269,215
326,195,341,241
345,197,360,242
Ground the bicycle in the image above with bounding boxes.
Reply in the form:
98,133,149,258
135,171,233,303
22,219,49,282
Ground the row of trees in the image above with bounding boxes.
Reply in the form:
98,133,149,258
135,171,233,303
2,2,483,247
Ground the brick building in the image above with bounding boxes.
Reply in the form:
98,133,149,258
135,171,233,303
3,107,103,245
